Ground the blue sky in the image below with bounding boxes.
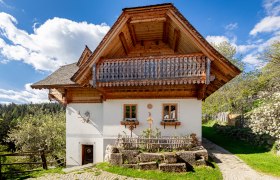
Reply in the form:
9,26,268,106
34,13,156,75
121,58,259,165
0,0,279,104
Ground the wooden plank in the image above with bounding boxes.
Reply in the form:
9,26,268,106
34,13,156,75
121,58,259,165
130,17,166,24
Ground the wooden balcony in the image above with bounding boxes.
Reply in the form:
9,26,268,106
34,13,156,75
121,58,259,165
92,54,211,88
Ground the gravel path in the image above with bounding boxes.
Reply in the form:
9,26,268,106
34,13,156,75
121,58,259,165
203,138,280,180
28,168,143,180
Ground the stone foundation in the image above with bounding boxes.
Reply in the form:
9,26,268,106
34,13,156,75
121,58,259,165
159,163,186,172
105,145,209,172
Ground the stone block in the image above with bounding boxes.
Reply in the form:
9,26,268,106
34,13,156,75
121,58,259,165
120,150,140,164
176,151,196,165
104,145,119,162
138,153,163,163
122,164,139,169
163,152,177,163
138,162,158,170
195,158,206,166
109,153,123,166
159,163,186,172
194,149,208,161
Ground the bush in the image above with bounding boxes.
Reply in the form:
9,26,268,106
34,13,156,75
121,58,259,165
213,123,275,150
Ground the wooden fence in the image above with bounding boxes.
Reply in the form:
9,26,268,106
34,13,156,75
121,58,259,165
0,149,65,179
116,135,195,152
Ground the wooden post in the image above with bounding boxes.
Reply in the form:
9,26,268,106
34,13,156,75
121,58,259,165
39,149,48,170
0,156,2,180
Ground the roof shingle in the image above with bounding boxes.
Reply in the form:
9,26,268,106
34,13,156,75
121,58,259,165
31,63,79,89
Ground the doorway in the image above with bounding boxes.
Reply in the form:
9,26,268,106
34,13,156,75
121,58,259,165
82,144,93,165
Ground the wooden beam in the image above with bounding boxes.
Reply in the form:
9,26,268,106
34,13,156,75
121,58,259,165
127,22,137,46
173,29,180,52
130,17,166,24
119,32,129,55
162,16,170,43
197,84,206,100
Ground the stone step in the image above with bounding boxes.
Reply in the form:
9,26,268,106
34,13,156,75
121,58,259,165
159,163,186,172
138,162,158,170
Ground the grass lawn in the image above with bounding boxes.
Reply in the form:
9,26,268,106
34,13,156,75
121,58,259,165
203,121,280,177
96,162,222,180
3,167,64,180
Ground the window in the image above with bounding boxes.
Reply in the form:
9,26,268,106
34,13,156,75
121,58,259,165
123,104,137,121
163,104,177,121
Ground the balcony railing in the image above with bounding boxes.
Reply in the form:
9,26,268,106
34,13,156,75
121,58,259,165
92,54,211,87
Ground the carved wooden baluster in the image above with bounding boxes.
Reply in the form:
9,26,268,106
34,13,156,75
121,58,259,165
184,57,187,77
159,59,163,79
122,60,125,80
108,62,111,81
92,63,97,87
206,58,211,84
103,62,106,81
188,57,191,76
197,56,201,76
201,57,206,75
148,59,151,79
139,59,141,80
179,57,182,77
170,57,174,78
128,60,131,80
149,59,152,79
193,57,197,76
126,61,129,80
109,62,111,81
98,63,102,81
168,57,171,78
116,60,119,80
120,61,123,80
175,57,179,77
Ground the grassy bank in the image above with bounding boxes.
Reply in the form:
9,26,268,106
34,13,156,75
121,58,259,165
96,162,222,180
202,121,280,177
2,167,64,180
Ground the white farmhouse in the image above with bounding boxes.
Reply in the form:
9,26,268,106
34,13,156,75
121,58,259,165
32,3,240,167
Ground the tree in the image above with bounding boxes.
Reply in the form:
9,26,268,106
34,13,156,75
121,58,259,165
211,41,245,70
7,110,66,157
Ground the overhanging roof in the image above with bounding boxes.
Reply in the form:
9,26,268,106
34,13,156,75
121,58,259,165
71,3,241,87
31,63,79,89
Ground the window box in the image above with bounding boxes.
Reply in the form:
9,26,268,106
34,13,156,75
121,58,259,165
160,121,181,129
120,120,139,128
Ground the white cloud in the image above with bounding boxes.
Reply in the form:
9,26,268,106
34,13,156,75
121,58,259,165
263,0,280,16
0,12,110,71
250,16,280,35
242,53,266,69
225,23,238,30
0,83,49,104
242,53,260,65
206,35,230,44
236,44,258,54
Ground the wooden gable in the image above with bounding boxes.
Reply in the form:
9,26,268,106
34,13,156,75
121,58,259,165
32,3,241,103
71,4,240,94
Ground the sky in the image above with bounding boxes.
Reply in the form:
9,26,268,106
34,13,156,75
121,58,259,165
0,0,279,104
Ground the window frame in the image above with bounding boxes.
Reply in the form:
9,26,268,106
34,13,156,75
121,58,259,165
123,104,137,121
162,103,178,121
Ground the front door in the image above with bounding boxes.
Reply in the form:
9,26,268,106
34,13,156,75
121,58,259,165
82,145,93,165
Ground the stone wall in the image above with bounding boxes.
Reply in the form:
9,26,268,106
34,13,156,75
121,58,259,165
105,145,208,172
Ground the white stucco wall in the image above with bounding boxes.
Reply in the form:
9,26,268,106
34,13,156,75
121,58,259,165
66,103,103,166
65,99,202,166
102,99,202,138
